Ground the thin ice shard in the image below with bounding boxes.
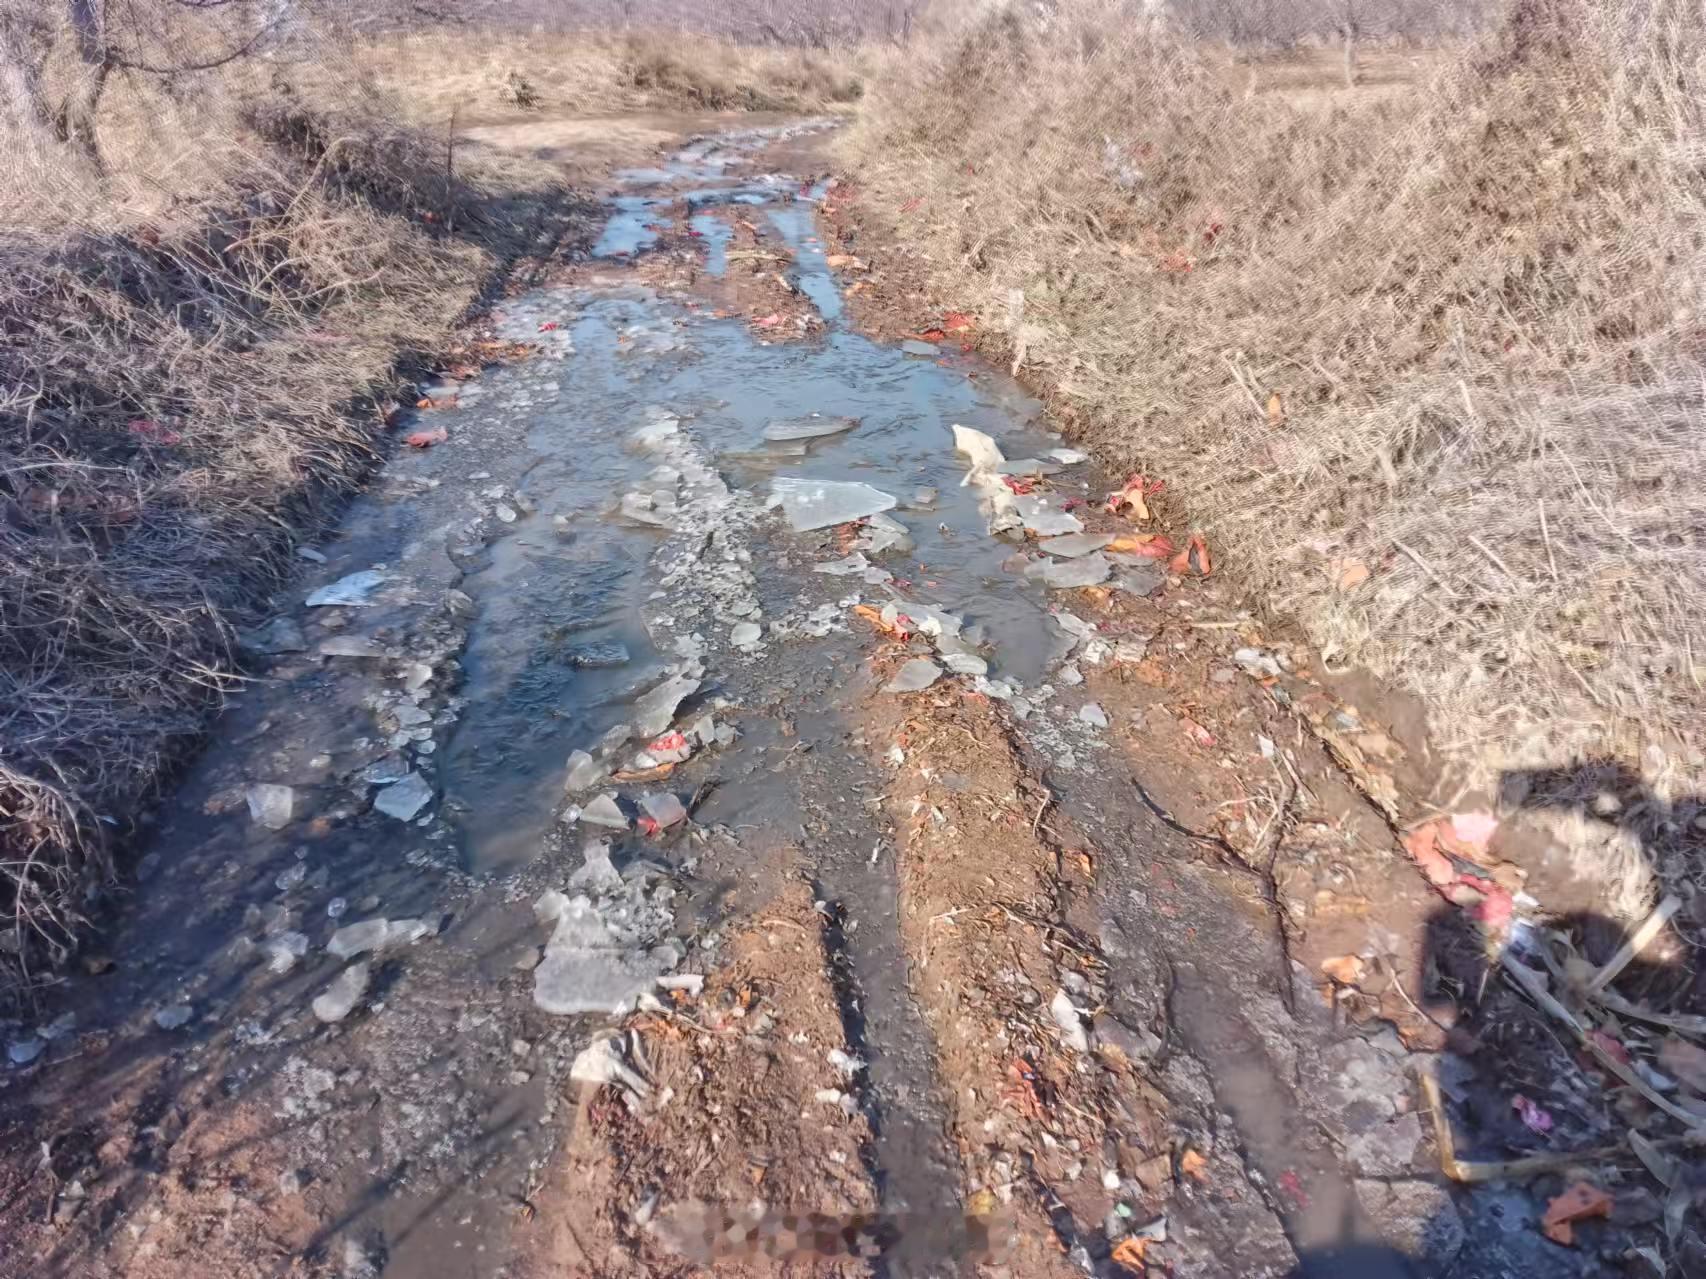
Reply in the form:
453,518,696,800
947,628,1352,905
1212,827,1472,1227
770,477,897,531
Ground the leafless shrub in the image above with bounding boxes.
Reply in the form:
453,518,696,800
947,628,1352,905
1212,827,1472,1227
846,0,1706,906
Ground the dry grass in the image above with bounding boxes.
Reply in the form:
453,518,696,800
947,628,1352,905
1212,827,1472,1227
0,7,868,989
845,0,1706,916
345,29,865,129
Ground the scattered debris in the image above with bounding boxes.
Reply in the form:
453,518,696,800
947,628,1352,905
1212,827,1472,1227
1541,1182,1612,1246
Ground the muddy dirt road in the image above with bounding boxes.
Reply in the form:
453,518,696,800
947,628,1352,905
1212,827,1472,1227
2,122,1603,1279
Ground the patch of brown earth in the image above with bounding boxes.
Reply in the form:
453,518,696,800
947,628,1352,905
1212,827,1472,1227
857,669,1179,1276
513,878,876,1278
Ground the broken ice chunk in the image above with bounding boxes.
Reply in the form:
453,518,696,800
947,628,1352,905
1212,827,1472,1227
580,793,629,829
633,674,699,737
1038,532,1116,558
884,658,942,694
306,570,391,607
1015,496,1084,537
951,425,1005,478
769,477,897,532
1026,552,1112,589
565,750,610,793
854,512,914,556
763,414,859,442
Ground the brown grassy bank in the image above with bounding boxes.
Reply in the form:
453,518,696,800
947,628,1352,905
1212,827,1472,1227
347,28,865,127
0,13,857,991
844,0,1706,916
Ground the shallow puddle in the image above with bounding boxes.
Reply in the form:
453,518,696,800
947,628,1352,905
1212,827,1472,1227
429,122,1124,876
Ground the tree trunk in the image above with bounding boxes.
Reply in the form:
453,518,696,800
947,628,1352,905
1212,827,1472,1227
58,0,109,169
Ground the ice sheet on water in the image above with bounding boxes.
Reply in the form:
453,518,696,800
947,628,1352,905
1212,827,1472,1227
763,414,859,442
1026,552,1112,589
769,477,897,532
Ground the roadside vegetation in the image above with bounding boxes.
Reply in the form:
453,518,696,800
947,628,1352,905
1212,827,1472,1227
847,0,1706,916
0,0,865,991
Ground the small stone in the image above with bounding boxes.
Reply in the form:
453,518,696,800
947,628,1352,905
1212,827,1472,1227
1079,703,1109,728
884,658,942,694
373,772,432,821
494,504,518,523
1346,1112,1424,1176
1092,1014,1162,1062
1356,1179,1465,1268
246,784,296,831
153,1005,194,1031
239,618,307,655
312,962,371,1024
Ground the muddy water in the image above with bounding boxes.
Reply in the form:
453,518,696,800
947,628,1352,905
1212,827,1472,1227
6,119,1437,1279
434,131,1096,877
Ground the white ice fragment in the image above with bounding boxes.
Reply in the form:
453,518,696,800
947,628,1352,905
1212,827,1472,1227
306,570,391,607
769,477,897,531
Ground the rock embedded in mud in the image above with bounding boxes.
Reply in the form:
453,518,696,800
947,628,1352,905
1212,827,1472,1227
240,618,307,655
312,962,370,1024
769,476,897,531
373,772,432,821
1355,1179,1465,1269
884,658,943,694
246,783,296,831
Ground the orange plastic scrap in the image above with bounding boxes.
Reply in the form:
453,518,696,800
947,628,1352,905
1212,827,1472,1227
1541,1182,1611,1246
1169,532,1212,576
